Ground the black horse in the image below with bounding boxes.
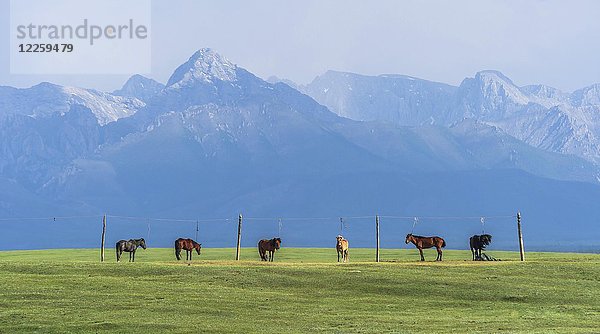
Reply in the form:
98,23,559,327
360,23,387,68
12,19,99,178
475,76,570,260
469,234,492,260
116,238,147,262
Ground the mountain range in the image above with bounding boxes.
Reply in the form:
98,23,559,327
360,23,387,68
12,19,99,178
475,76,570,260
1,48,599,252
303,70,600,163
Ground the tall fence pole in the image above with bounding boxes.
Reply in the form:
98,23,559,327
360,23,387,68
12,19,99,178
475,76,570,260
517,211,525,261
100,214,107,262
375,215,380,262
235,214,243,261
195,220,199,241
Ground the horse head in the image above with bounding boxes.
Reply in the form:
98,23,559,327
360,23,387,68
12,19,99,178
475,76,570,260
405,234,413,244
273,238,281,249
139,238,147,249
336,235,344,242
481,234,492,246
195,242,202,255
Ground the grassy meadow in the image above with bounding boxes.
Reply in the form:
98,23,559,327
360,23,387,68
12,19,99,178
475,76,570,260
0,248,598,333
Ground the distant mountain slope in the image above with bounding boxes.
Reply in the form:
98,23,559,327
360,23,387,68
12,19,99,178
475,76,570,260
0,82,143,125
304,71,456,125
0,82,144,188
305,70,600,163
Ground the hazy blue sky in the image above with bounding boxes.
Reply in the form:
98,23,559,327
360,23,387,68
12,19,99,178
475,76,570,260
1,0,599,92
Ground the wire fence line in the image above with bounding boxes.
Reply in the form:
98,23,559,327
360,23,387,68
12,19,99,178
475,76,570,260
0,211,525,261
0,213,517,224
0,215,104,222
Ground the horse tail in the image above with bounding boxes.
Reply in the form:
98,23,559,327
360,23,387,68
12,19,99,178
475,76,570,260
257,241,261,259
257,241,264,260
175,240,181,260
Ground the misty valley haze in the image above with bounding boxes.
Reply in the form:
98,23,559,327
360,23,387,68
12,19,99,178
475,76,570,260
1,48,599,251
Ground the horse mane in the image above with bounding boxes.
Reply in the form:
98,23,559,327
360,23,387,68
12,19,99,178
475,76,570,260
481,234,492,246
471,234,492,249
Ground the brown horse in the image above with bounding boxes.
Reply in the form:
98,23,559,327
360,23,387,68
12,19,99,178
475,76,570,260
258,238,281,262
175,238,202,261
405,233,446,261
336,235,349,263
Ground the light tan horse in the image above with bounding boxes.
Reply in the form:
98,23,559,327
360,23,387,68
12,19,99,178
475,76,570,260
336,235,349,263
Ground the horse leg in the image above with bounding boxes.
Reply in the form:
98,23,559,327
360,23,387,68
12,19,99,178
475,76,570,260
436,247,442,261
337,250,340,262
419,248,425,261
190,251,192,261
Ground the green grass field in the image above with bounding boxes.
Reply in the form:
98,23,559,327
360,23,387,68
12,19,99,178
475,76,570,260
0,248,598,333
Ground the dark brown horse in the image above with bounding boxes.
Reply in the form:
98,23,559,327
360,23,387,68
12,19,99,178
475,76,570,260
258,238,281,262
175,238,202,261
470,234,492,260
116,238,146,262
405,233,446,261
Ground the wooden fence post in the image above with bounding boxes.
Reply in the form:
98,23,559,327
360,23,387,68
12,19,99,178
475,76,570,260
101,214,106,262
235,214,243,261
517,211,525,261
376,215,380,262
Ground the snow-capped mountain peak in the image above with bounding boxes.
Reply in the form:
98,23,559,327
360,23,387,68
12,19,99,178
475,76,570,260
521,84,568,108
113,74,165,102
473,70,529,105
571,83,600,107
61,86,144,125
166,48,238,88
